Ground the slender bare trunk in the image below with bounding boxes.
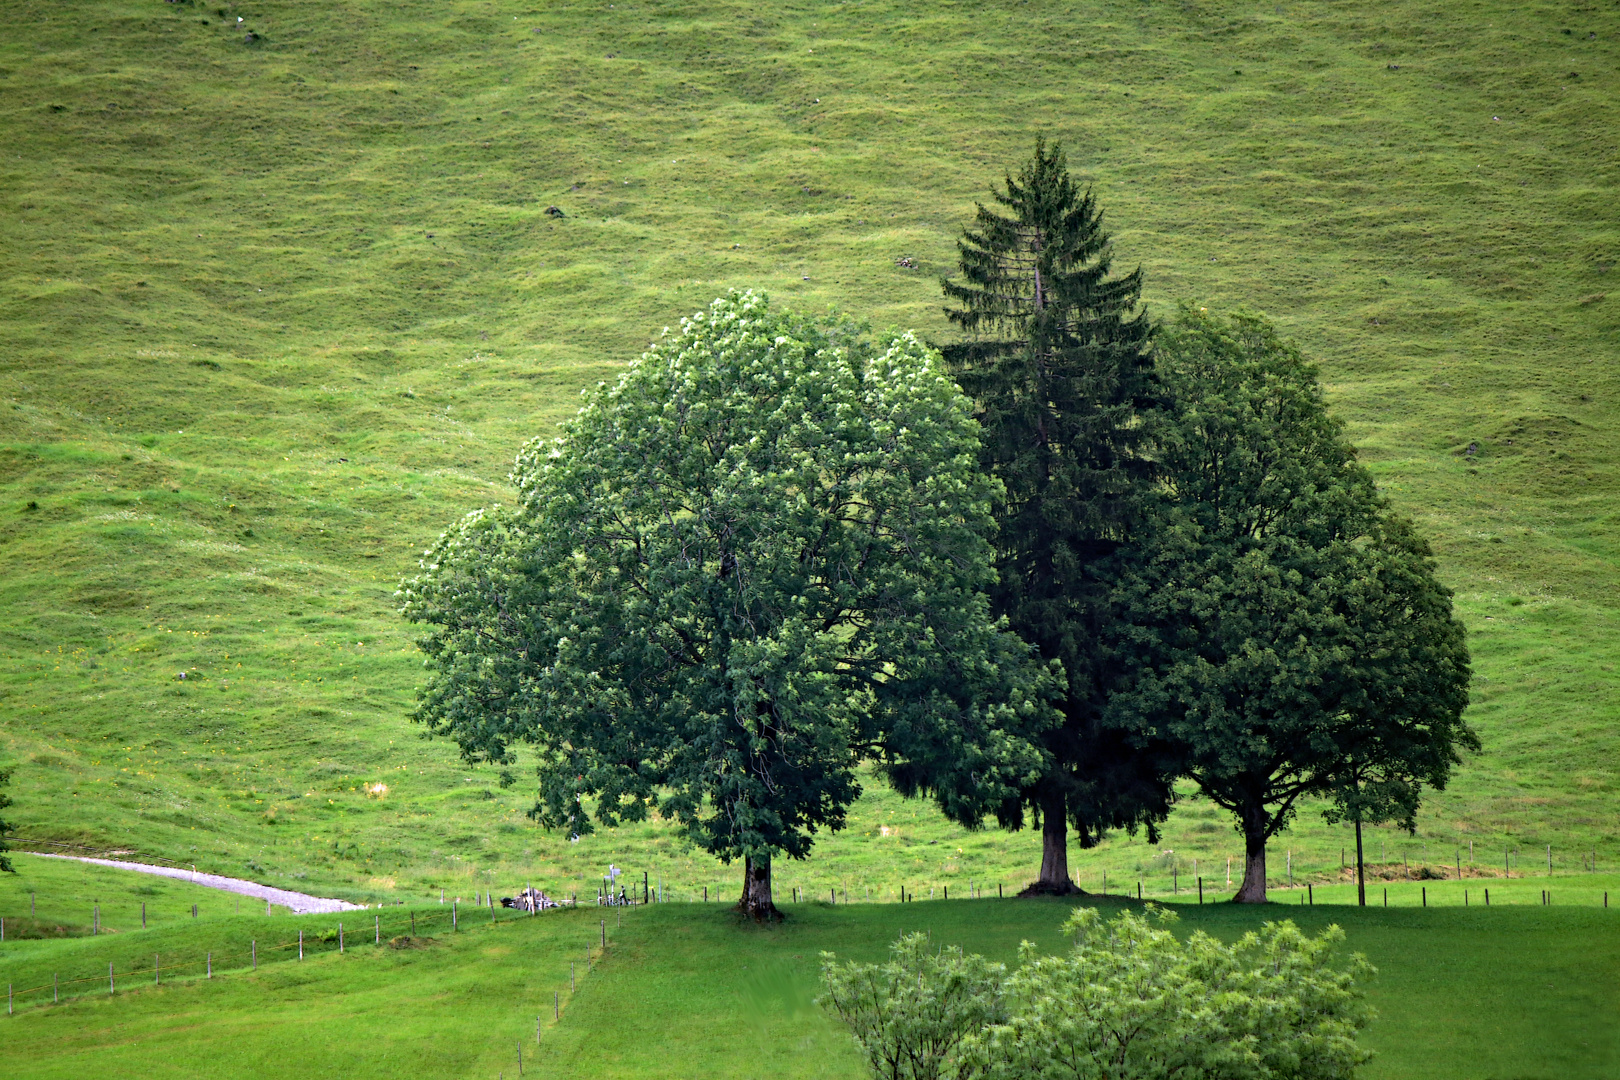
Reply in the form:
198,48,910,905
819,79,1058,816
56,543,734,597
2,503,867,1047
1355,815,1366,907
1022,790,1082,896
1234,803,1269,903
737,853,780,921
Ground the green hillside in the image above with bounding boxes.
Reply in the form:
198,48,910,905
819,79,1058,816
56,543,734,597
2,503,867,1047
0,0,1616,904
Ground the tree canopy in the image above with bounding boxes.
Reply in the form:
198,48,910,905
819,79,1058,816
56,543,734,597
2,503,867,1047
401,291,1056,918
1109,308,1474,902
0,763,13,874
934,137,1171,893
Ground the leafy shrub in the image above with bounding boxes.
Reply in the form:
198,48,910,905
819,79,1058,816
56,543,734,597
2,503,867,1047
818,933,1007,1080
820,908,1374,1080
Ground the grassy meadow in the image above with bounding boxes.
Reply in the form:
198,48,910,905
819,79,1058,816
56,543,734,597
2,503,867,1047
2,857,1617,1079
0,0,1617,914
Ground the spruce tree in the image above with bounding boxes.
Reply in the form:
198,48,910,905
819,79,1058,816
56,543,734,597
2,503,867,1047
929,139,1173,893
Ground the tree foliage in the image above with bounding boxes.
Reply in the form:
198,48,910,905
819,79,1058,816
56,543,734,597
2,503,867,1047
933,137,1171,891
0,763,13,873
821,909,1375,1080
1109,308,1475,901
400,291,1056,917
819,933,1008,1080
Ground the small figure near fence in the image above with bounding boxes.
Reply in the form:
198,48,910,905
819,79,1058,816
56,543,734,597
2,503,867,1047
597,886,637,907
500,887,567,913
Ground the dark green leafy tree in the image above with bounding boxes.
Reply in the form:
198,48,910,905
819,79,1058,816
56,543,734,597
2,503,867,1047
1109,308,1474,902
401,292,1056,920
1323,759,1422,908
0,763,13,873
1323,582,1476,907
930,137,1171,894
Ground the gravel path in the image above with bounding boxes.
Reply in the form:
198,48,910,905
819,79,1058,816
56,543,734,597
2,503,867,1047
37,853,366,914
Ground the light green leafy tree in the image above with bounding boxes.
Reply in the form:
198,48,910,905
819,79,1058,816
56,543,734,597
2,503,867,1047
821,909,1374,1080
965,908,1374,1080
401,291,1057,919
819,934,1009,1080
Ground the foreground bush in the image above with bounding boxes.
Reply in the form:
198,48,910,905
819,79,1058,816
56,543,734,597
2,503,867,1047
820,907,1374,1080
819,933,1008,1080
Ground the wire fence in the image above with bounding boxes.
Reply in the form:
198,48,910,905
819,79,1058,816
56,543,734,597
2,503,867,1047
1,894,624,1027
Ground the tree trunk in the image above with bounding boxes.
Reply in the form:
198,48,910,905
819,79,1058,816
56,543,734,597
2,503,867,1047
1021,790,1082,896
1233,803,1269,903
1354,815,1366,907
737,853,781,921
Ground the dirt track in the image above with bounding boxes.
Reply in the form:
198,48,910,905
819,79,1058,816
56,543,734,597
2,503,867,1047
37,853,366,914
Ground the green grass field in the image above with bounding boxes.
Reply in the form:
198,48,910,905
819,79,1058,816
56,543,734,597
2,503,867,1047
3,852,1617,1078
1,1,1618,1067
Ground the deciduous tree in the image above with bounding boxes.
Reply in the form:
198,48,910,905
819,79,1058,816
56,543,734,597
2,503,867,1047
0,763,13,873
401,292,1055,920
1109,308,1473,902
819,934,1008,1080
820,908,1376,1080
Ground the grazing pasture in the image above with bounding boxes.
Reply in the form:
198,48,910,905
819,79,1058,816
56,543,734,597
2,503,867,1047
0,0,1616,1068
2,859,1617,1078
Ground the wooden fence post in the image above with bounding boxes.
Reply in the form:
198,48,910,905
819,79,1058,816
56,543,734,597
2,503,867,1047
339,922,344,954
299,930,304,960
252,940,257,969
142,902,146,929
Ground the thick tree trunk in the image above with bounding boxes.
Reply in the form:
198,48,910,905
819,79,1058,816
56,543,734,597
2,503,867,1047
737,853,781,921
1354,815,1366,907
1234,804,1269,903
1021,790,1082,896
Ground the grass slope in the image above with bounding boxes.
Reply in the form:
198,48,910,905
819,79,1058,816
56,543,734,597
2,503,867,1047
0,0,1617,904
3,856,1617,1078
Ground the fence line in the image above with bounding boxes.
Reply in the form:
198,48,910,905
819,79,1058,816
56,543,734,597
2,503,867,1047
0,901,608,1014
5,891,629,1080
